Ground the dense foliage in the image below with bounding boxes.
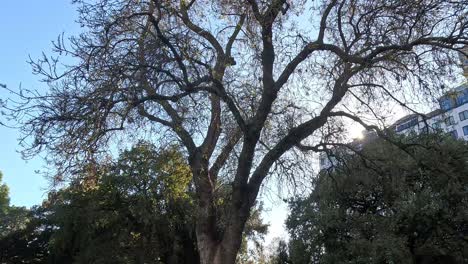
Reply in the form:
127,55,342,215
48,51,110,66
287,134,468,264
0,144,267,263
0,206,52,263
0,172,43,263
45,143,198,263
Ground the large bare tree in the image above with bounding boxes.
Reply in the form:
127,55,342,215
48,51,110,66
3,0,467,263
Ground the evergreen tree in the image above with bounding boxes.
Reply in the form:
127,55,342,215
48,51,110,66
287,134,468,264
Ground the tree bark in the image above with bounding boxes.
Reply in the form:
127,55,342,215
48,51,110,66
196,217,248,264
192,161,250,264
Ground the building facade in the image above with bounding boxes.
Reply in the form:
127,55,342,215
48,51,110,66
319,84,468,171
319,48,468,171
393,84,468,140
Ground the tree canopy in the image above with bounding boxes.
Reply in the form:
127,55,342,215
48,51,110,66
2,0,467,262
286,134,468,264
0,143,269,263
0,172,30,241
0,172,9,214
0,172,43,263
45,142,198,263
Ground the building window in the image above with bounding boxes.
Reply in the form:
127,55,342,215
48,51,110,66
396,117,418,132
319,156,326,166
456,93,468,105
459,110,468,121
432,122,442,130
464,126,468,136
440,98,453,111
448,130,458,139
445,116,455,126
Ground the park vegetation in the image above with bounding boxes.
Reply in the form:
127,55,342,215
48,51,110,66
0,0,467,263
286,134,468,263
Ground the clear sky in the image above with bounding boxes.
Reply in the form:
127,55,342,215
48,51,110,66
0,1,81,206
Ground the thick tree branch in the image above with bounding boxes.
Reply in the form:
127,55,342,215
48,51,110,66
200,95,222,159
318,0,338,43
158,100,197,153
247,66,355,203
209,129,242,180
225,14,246,61
178,1,225,58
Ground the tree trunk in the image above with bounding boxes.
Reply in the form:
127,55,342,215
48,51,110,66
191,155,251,264
195,192,250,264
196,224,246,264
195,196,248,264
196,198,252,264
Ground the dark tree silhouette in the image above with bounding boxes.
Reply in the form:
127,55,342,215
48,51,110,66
2,0,467,262
287,134,468,264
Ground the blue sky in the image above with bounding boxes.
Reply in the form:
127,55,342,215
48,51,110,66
0,1,81,206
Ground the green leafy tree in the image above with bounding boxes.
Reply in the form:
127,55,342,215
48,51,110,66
0,146,197,264
287,134,468,264
0,144,268,263
0,172,47,263
0,206,52,264
0,172,10,216
47,143,198,263
268,240,291,264
0,171,29,240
